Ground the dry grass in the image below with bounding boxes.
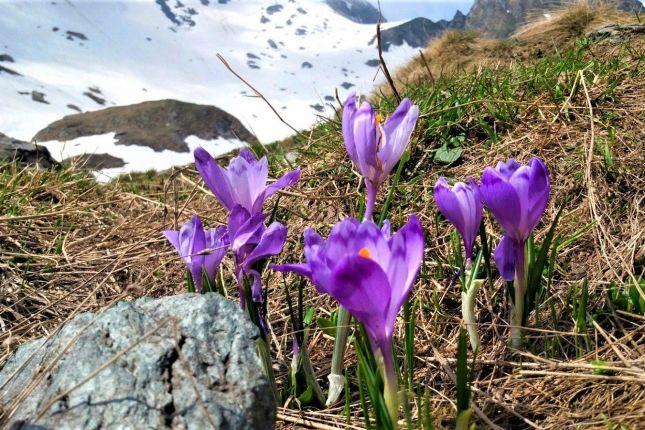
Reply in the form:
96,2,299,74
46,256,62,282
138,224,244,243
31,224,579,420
383,2,639,97
1,8,644,430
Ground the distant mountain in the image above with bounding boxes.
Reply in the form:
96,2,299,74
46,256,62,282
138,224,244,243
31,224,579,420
0,0,417,150
325,0,383,24
466,0,644,37
373,11,466,51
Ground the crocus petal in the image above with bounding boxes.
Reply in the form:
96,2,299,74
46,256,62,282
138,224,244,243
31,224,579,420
251,168,301,214
379,99,418,175
244,221,287,269
493,235,519,281
526,157,550,232
238,147,258,164
385,215,424,329
481,166,523,241
162,230,181,255
496,159,522,179
331,254,392,345
194,147,236,211
342,92,359,165
434,177,467,238
228,205,266,251
271,262,312,279
226,155,257,213
247,269,264,303
204,226,229,280
323,218,361,262
352,101,380,181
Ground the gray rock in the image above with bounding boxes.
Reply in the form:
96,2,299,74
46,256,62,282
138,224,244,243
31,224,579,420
325,0,382,24
0,293,275,430
0,132,58,169
586,24,645,42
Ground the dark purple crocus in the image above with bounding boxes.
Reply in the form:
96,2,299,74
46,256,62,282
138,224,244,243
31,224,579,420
433,177,483,261
342,93,419,220
480,158,550,280
228,205,287,307
194,147,300,215
480,157,550,347
163,215,228,293
273,215,424,421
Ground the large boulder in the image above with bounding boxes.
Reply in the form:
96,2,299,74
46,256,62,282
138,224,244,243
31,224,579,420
0,293,275,430
32,99,258,153
0,132,57,169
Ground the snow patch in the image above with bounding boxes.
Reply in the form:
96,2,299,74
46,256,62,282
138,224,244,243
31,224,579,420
40,133,246,182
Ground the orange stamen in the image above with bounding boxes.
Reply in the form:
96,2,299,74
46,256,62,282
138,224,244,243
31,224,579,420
358,247,372,260
375,114,383,124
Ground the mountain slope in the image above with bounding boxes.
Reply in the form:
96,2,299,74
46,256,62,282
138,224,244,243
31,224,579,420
466,0,643,37
0,0,414,146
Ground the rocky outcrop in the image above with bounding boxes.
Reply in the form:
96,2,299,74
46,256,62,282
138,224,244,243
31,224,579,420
0,293,275,430
0,132,58,168
465,0,643,38
33,99,257,153
325,0,383,24
371,11,466,51
586,23,645,42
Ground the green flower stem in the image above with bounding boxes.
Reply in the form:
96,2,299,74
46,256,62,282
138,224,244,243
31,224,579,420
256,336,280,403
510,243,528,348
461,281,482,352
326,306,351,406
381,343,399,429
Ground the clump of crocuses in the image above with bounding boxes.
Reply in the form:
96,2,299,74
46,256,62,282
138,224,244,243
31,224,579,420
435,157,550,349
274,215,424,424
480,157,550,347
163,146,301,401
434,178,484,351
317,93,419,407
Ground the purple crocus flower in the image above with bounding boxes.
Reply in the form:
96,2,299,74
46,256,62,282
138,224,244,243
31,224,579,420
194,147,301,215
342,93,419,220
163,215,229,293
273,215,424,420
480,158,550,281
227,205,287,307
433,177,483,261
480,157,549,347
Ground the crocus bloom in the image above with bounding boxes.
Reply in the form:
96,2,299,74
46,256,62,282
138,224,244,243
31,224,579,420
273,215,424,422
163,215,229,293
194,147,301,215
480,157,549,347
433,177,483,260
342,93,419,220
227,205,287,306
480,158,550,281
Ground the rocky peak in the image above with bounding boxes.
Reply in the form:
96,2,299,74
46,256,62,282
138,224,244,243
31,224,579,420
465,0,644,38
325,0,383,24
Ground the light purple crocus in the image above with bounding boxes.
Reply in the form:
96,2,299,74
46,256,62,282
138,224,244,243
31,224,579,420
273,215,424,421
480,157,549,347
228,205,287,307
163,215,229,293
433,177,483,261
480,158,550,281
194,147,301,215
343,93,419,220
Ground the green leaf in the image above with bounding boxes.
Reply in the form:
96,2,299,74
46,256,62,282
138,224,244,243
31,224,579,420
434,143,462,165
317,311,338,337
525,206,563,323
455,409,473,430
303,307,315,326
297,386,314,403
185,268,195,293
456,329,470,414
